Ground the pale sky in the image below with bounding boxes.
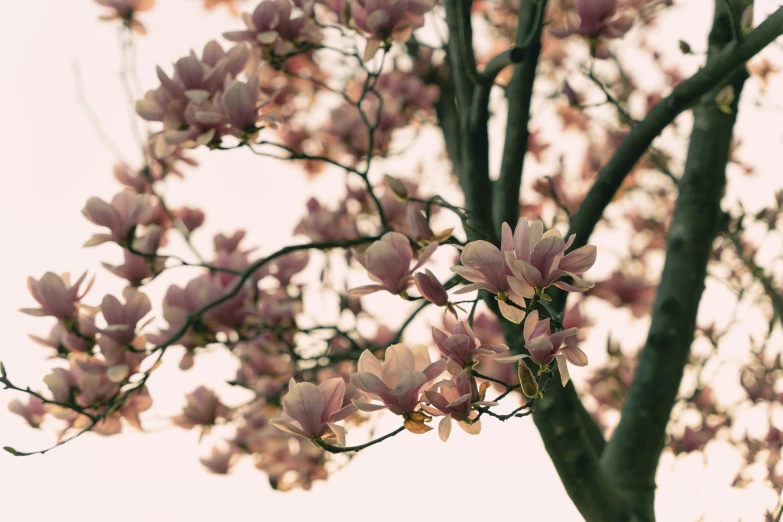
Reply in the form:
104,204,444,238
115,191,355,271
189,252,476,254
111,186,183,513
0,1,780,521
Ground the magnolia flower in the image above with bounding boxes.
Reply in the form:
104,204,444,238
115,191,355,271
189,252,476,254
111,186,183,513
349,232,438,297
350,344,446,416
450,239,529,323
271,378,357,447
100,288,152,345
432,321,508,373
214,230,247,253
414,270,448,306
174,206,206,232
503,218,597,296
102,226,164,285
20,272,92,319
8,396,47,428
270,251,309,286
82,189,154,246
451,240,511,295
200,447,237,474
406,205,452,245
96,0,155,34
351,0,432,56
223,0,323,55
173,387,229,430
551,0,633,41
498,311,588,385
29,321,94,354
423,370,496,442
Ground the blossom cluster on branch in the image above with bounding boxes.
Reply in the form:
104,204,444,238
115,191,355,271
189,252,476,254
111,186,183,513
5,0,783,511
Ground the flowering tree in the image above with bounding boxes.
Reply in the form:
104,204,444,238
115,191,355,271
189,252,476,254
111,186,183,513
5,0,783,520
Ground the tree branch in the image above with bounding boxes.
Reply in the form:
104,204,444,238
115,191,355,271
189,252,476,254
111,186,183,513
565,3,783,255
493,0,548,233
599,1,751,516
444,0,495,241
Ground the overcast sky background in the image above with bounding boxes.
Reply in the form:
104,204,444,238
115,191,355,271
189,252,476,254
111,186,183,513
0,1,782,520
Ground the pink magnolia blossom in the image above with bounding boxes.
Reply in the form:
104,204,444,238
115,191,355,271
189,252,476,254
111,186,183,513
349,231,438,297
414,269,448,306
100,288,152,345
270,251,309,286
174,206,206,233
451,240,511,295
173,386,229,430
223,0,323,56
102,226,165,285
350,0,432,45
497,311,588,385
8,396,48,428
349,343,446,415
432,320,508,373
200,447,237,474
271,378,357,447
423,370,496,442
551,0,634,41
294,198,359,242
96,0,155,34
20,272,92,319
82,189,154,246
214,229,247,253
503,218,597,296
97,335,144,383
407,206,434,243
29,321,94,355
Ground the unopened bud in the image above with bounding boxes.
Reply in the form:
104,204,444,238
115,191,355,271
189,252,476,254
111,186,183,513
517,360,541,399
385,175,409,200
414,270,448,306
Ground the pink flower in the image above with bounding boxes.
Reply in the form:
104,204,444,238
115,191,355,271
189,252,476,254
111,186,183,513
271,378,357,447
551,0,633,41
223,0,323,56
294,198,359,242
414,269,448,306
349,231,438,297
174,206,206,232
503,218,597,296
82,189,154,246
451,240,510,295
350,344,446,415
423,370,495,441
497,311,588,385
102,226,164,285
20,272,92,319
200,447,237,474
8,396,47,428
29,321,94,355
100,288,152,345
270,251,309,286
214,229,247,253
350,0,432,44
431,320,508,373
407,206,434,243
173,386,229,429
96,0,155,34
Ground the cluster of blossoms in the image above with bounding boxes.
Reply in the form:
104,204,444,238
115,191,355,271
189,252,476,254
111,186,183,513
16,0,783,505
135,40,278,149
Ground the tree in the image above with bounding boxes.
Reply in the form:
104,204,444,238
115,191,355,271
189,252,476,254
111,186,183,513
4,0,783,520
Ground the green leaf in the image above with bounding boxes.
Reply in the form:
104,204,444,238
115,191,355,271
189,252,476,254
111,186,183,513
3,446,20,456
0,361,6,378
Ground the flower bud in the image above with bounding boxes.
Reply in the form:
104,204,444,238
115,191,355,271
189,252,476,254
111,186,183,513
385,175,409,200
406,205,434,243
517,360,541,399
414,270,448,306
